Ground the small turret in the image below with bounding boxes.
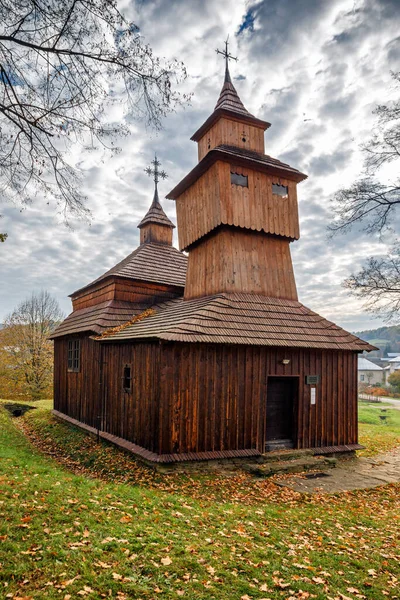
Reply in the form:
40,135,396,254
138,155,175,245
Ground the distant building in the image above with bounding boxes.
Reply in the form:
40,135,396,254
358,356,384,385
387,355,400,376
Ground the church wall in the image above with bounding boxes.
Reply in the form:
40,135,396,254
222,165,299,240
184,227,298,300
55,338,358,458
176,161,223,251
197,116,265,160
139,223,173,245
175,161,299,251
157,343,358,455
101,341,161,453
72,278,183,311
72,281,116,310
53,334,101,429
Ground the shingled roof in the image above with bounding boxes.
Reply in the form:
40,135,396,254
214,66,252,116
50,300,149,339
191,66,270,142
137,187,175,229
100,293,375,351
72,243,187,297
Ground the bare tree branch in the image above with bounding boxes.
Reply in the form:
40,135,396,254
343,247,400,323
328,179,400,235
330,71,400,237
330,72,400,323
0,0,189,224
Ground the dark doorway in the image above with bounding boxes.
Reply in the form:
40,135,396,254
266,377,297,450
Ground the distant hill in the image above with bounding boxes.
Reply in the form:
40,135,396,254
354,325,400,356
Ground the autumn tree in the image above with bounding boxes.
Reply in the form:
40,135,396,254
0,0,188,227
330,71,400,323
1,291,64,400
387,370,400,392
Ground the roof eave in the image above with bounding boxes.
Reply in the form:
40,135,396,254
191,108,270,142
137,220,175,229
166,149,307,200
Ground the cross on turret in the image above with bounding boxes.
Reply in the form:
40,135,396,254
145,154,167,190
216,36,238,74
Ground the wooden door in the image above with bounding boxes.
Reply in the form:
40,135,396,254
266,377,297,445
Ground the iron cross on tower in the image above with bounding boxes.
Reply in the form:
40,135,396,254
145,155,167,190
216,36,238,72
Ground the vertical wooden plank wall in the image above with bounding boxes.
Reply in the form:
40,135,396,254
55,338,359,457
197,117,265,160
175,163,299,252
184,227,298,300
158,344,359,455
101,342,161,453
53,335,101,428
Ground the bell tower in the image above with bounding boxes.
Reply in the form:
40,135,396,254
166,42,307,300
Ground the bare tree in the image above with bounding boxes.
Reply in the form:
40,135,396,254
1,291,64,400
330,72,400,236
0,0,188,223
344,248,400,322
330,72,400,323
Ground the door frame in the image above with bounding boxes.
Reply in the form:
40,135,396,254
265,375,299,448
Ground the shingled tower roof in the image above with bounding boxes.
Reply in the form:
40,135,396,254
138,186,175,229
214,63,252,117
191,56,270,143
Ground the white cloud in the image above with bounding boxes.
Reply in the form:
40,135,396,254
1,0,399,332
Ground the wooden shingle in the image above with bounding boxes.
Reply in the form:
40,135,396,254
101,293,375,351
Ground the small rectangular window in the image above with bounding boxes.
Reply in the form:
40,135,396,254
68,339,80,372
272,183,288,197
231,172,248,187
360,374,365,381
123,364,132,392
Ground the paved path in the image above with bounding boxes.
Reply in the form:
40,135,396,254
381,397,400,410
279,448,400,494
359,394,400,410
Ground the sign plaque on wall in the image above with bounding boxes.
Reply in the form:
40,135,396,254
306,375,320,385
310,388,316,405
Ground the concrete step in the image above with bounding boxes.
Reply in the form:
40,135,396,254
244,456,337,477
258,448,316,463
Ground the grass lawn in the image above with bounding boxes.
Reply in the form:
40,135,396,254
0,400,399,600
358,403,400,457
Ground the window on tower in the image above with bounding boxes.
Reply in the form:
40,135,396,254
272,183,289,197
231,172,248,187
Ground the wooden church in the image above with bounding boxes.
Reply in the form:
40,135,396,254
51,50,373,464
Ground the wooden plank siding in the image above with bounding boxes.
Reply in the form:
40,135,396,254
197,116,265,161
101,342,161,453
61,341,358,457
72,278,183,311
140,223,173,245
184,227,298,300
175,161,299,251
53,335,101,429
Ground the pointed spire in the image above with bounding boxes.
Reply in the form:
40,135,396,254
138,155,175,231
215,36,250,116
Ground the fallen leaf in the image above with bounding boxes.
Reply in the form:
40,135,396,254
119,516,132,523
161,556,172,566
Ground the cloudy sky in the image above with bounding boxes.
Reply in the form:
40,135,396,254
1,0,399,332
